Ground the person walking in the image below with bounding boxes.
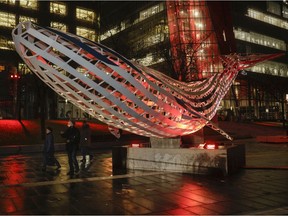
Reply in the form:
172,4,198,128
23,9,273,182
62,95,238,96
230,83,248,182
42,127,61,171
61,120,80,176
80,120,93,168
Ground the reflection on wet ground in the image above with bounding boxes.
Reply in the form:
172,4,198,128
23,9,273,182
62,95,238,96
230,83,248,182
0,145,287,215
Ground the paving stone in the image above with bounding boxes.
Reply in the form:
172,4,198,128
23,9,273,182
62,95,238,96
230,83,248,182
0,139,287,215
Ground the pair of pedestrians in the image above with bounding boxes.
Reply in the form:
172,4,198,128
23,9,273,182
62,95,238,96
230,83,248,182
42,120,92,176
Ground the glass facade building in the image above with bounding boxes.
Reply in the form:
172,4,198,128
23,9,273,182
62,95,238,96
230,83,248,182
0,1,287,123
99,1,288,123
228,2,288,122
0,1,99,119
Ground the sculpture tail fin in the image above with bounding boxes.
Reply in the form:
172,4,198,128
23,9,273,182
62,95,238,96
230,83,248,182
108,126,121,139
206,121,233,141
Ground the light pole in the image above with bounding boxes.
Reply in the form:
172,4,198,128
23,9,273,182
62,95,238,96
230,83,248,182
10,72,21,120
285,94,288,129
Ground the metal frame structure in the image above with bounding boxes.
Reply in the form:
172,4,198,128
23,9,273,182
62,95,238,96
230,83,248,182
12,22,282,139
167,0,222,81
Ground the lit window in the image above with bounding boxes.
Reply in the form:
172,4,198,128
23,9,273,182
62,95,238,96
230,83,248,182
19,0,38,9
0,0,15,5
50,2,66,15
76,27,96,41
234,28,286,51
19,63,32,75
139,2,164,21
152,5,160,14
137,53,165,66
283,5,288,18
76,8,95,22
0,11,16,27
250,61,288,77
267,2,281,15
50,22,67,32
19,15,37,23
247,8,288,30
0,37,14,50
100,2,165,41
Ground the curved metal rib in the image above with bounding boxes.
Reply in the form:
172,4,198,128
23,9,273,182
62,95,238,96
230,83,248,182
12,21,282,139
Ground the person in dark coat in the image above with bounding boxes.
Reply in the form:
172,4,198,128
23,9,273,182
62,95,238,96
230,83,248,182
80,120,93,167
42,127,61,171
60,120,80,176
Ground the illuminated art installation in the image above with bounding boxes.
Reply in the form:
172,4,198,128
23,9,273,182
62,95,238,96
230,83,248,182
12,22,282,140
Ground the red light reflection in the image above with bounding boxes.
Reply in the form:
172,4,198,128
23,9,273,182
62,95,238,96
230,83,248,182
1,155,26,213
3,155,27,185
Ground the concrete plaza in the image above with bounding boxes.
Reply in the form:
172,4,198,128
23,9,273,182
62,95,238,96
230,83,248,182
0,121,287,215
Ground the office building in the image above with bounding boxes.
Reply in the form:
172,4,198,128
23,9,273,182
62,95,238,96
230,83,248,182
0,0,99,119
0,1,287,123
100,1,288,122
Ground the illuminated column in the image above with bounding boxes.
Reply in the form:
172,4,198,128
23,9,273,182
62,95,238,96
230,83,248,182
166,0,222,81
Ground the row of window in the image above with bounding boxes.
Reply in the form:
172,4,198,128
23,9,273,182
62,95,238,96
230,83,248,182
0,0,37,9
0,24,96,51
139,3,165,21
0,1,96,22
243,7,288,77
0,36,13,50
250,60,288,77
266,1,288,18
51,2,95,22
137,53,165,66
0,7,97,49
234,28,286,51
132,23,168,52
100,2,165,41
0,13,37,26
148,51,288,81
247,8,288,30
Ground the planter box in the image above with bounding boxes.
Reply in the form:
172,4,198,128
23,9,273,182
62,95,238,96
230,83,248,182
113,144,245,175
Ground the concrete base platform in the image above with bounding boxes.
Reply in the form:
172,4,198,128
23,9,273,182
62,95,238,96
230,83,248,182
256,136,288,143
113,144,245,175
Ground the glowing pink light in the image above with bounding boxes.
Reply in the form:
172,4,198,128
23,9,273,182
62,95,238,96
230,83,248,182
12,21,283,140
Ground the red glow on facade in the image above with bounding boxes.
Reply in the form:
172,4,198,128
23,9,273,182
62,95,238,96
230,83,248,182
47,119,108,131
166,0,222,81
0,119,111,145
0,120,39,145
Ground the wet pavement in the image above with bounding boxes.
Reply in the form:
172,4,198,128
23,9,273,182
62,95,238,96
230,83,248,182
0,121,287,215
0,137,287,215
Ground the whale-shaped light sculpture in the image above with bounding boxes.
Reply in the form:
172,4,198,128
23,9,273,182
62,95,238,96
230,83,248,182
12,22,282,140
